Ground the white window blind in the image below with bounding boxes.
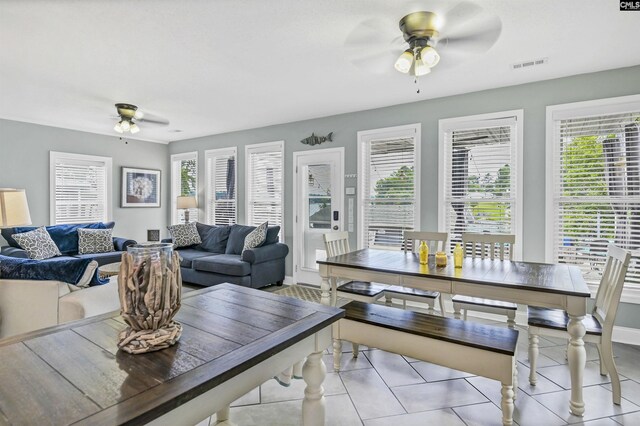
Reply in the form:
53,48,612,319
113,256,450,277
50,152,112,224
205,147,237,226
440,113,521,257
171,152,198,224
358,125,420,249
550,106,640,292
246,142,284,237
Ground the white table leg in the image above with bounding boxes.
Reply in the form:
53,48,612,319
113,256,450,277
501,385,514,426
215,406,236,425
302,350,327,426
528,334,539,385
333,339,342,372
567,314,587,416
320,275,331,306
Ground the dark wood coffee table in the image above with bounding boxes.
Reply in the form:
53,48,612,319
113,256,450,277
0,283,344,425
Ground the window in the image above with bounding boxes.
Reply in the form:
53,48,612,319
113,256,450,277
49,152,112,224
547,95,640,301
438,111,523,258
171,152,198,224
205,147,237,226
358,124,421,249
245,141,284,237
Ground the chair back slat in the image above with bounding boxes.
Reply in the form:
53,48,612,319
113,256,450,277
403,231,449,254
592,244,631,335
461,233,516,261
323,232,351,257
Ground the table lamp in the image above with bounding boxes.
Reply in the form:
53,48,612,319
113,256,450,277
0,188,32,227
176,196,197,224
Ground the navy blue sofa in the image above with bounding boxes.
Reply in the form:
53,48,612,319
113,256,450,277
1,222,136,266
164,222,289,288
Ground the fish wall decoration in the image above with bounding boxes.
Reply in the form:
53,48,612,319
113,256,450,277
301,132,333,146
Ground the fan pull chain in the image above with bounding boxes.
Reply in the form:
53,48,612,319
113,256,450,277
414,76,420,94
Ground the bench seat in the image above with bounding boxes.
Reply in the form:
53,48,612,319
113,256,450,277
334,301,519,426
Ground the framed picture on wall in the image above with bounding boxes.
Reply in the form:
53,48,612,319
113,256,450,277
121,167,161,207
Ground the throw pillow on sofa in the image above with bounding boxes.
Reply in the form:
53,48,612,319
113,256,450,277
243,221,268,254
12,227,62,260
78,228,114,254
1,222,112,254
196,223,231,253
168,222,202,248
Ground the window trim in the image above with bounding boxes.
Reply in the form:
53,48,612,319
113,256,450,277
545,94,640,304
245,140,285,238
170,151,198,224
204,146,237,226
49,151,113,225
438,110,524,260
357,123,421,250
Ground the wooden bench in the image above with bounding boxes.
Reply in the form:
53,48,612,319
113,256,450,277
334,301,519,426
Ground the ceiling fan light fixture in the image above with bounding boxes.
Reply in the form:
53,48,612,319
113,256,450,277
420,46,440,68
394,49,414,73
133,110,144,120
414,60,432,76
129,123,140,134
114,122,123,133
120,119,131,132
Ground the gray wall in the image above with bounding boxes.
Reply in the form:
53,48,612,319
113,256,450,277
169,65,640,328
0,119,169,243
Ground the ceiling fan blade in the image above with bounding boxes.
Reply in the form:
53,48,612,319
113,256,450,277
344,17,398,49
441,1,484,34
138,113,170,126
349,50,398,75
439,15,502,55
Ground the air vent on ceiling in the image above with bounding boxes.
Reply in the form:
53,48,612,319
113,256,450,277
511,57,548,70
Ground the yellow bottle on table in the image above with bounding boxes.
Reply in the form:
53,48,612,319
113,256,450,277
419,241,428,265
453,243,463,268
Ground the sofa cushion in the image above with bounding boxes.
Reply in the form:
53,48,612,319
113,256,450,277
168,222,202,248
78,228,114,254
243,222,268,254
265,226,281,245
1,222,113,254
13,227,62,260
225,224,256,255
192,254,251,276
177,249,215,268
0,254,100,287
197,224,231,253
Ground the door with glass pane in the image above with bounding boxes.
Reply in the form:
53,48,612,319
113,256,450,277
293,148,344,286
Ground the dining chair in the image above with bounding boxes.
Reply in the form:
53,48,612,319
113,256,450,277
383,231,447,315
528,244,631,405
452,233,518,327
323,231,389,357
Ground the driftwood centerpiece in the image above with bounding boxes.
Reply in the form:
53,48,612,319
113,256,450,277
117,243,182,354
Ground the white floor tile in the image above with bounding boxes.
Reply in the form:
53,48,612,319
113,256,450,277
453,402,504,426
231,386,260,407
363,408,465,426
324,352,373,373
392,379,488,413
340,368,406,420
611,410,640,425
538,361,624,390
229,394,362,426
260,372,346,404
411,361,475,382
364,349,425,388
601,380,640,406
533,385,640,423
516,363,565,396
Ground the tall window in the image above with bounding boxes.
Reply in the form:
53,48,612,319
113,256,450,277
245,141,284,237
358,124,421,249
171,152,198,224
205,147,237,225
439,111,523,258
547,95,640,298
49,152,112,224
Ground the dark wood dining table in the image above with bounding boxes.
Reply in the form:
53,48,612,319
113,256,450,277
318,249,592,417
0,283,344,425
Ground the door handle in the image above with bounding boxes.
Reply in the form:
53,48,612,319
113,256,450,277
333,211,339,221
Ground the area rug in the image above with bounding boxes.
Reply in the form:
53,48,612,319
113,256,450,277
274,285,349,306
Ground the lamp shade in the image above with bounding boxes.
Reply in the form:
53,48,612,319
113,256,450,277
176,196,197,209
0,189,32,227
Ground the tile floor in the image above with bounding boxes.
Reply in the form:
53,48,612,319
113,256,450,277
190,312,640,426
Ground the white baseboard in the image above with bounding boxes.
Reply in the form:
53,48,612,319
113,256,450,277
283,275,295,285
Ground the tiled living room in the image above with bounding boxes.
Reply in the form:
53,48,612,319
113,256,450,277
1,1,640,425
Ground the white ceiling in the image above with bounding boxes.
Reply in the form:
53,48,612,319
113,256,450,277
1,0,639,144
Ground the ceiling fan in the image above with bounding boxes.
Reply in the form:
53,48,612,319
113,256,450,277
344,1,502,82
113,103,169,134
